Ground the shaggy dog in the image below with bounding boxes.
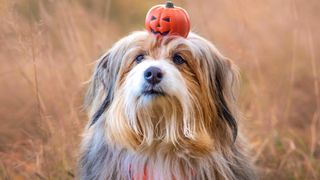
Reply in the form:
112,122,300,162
79,31,256,180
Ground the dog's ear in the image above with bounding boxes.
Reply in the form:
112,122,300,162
212,57,239,143
85,52,114,127
189,34,239,143
85,35,136,127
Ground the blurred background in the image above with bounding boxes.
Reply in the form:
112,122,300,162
0,0,319,179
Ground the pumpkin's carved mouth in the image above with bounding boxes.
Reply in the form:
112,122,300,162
150,28,170,36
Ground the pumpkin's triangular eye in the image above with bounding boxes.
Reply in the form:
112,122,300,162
162,17,170,22
151,16,156,20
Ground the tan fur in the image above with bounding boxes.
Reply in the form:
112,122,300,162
79,31,257,180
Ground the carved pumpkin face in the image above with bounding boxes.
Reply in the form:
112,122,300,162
145,2,190,38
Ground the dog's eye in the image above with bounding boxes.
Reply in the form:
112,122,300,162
135,54,145,63
172,54,185,65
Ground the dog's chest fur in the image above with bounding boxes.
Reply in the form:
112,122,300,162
79,121,255,180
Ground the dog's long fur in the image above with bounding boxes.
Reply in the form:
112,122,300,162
79,31,256,180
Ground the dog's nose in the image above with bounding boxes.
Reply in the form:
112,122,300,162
144,66,163,85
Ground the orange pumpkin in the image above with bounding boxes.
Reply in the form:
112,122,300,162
145,1,190,38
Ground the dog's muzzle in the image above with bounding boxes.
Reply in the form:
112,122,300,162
124,59,186,102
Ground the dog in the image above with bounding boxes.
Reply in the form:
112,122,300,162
79,31,256,180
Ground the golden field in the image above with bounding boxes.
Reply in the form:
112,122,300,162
0,0,319,179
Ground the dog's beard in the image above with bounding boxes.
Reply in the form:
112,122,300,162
132,95,184,144
104,85,215,157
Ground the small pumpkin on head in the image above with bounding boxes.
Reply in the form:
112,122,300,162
145,1,190,38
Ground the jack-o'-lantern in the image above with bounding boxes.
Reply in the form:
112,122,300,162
145,1,190,38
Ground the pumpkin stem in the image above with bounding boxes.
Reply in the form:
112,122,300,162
165,1,174,8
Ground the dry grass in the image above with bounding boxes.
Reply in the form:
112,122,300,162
0,0,319,179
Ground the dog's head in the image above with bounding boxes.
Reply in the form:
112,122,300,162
86,31,239,154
